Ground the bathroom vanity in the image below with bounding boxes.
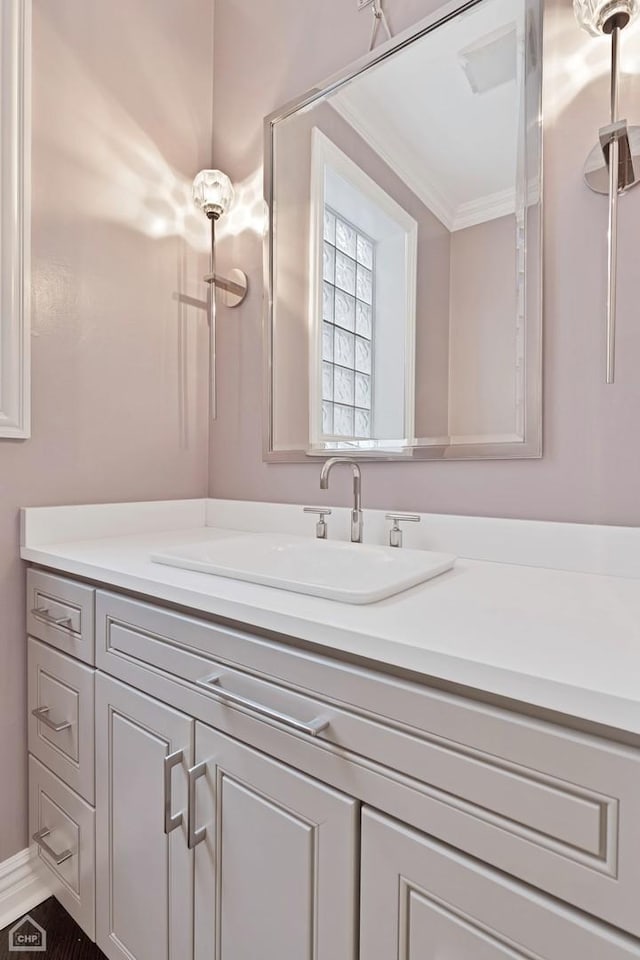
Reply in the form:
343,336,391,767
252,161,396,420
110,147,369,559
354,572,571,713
21,500,640,959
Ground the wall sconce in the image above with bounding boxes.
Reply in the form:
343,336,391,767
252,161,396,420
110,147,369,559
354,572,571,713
192,169,248,308
575,0,640,382
191,169,248,419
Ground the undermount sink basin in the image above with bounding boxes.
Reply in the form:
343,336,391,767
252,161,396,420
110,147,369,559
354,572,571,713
151,533,455,604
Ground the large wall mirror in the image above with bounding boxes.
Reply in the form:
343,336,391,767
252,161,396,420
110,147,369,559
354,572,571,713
264,0,542,461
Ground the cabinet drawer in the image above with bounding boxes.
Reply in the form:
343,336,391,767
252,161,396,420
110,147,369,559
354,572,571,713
95,589,640,937
27,569,95,664
29,756,95,940
28,638,95,802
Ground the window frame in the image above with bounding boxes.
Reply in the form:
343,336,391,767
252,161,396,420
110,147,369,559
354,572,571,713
308,128,417,453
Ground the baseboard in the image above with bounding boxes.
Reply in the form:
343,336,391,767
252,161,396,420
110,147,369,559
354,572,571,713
0,847,50,930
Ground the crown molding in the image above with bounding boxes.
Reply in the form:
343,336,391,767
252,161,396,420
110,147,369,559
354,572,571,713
330,95,523,234
330,96,456,230
452,187,516,231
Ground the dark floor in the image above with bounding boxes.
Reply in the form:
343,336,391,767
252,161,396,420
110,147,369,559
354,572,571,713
0,898,105,960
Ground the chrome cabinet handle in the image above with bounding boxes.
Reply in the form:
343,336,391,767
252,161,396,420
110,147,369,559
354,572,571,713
197,674,330,737
163,750,184,834
31,706,72,732
32,828,73,865
31,607,73,630
187,763,207,849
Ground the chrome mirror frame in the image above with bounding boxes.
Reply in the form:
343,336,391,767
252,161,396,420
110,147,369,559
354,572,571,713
263,0,543,463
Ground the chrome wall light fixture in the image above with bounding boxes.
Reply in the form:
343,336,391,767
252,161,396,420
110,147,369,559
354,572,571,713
192,169,248,308
575,0,640,382
191,169,248,418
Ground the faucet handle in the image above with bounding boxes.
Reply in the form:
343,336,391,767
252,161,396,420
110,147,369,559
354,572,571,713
303,507,332,540
385,513,421,548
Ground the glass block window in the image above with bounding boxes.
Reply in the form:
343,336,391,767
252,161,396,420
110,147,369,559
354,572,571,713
321,207,375,440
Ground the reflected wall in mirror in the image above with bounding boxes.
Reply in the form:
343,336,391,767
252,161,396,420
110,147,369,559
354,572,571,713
265,0,542,461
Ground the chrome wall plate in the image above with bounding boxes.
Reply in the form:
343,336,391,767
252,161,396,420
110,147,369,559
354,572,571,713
584,124,640,194
220,268,248,308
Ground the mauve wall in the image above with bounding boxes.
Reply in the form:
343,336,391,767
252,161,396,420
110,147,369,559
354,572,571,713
210,0,640,525
449,214,518,439
0,0,213,861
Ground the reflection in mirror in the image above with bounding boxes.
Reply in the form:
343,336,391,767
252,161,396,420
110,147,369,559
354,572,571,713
265,0,542,460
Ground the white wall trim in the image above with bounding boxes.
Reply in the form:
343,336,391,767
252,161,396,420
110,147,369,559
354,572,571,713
0,0,31,439
0,848,50,930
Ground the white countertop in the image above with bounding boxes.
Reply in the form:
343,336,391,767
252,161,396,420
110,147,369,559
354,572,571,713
19,500,640,736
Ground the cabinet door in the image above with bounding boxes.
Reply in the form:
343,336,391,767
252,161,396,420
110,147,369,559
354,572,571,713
193,722,358,960
360,808,640,960
95,674,194,960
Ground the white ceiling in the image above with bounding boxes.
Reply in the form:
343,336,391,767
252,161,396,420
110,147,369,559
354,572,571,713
330,0,524,231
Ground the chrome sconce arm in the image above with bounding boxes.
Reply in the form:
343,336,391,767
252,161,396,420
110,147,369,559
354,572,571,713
203,269,248,304
576,0,640,383
200,203,248,309
202,208,247,420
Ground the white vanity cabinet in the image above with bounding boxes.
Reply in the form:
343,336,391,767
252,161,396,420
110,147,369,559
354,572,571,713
193,723,357,960
25,568,640,959
94,674,194,960
94,675,357,960
360,809,640,960
27,570,97,937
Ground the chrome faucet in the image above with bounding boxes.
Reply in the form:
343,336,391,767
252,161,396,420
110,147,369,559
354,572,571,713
319,458,363,543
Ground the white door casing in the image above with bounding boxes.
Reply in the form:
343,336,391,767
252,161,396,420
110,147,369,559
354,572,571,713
0,0,30,438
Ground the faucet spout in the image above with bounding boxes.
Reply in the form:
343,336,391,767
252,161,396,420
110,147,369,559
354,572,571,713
319,458,363,543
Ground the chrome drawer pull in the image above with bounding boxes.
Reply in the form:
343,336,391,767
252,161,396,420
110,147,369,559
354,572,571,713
187,762,207,849
32,828,73,865
163,750,184,835
31,607,73,630
31,706,72,732
196,674,331,737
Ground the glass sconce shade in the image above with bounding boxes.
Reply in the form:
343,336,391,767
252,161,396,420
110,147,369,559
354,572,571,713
192,169,235,220
574,0,639,34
